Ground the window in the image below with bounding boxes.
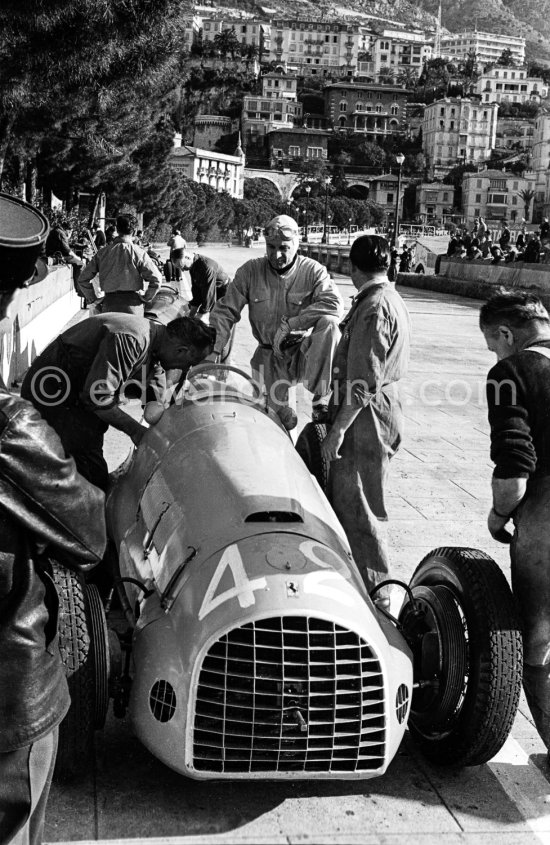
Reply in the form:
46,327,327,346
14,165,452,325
475,208,480,217
289,146,300,157
476,193,482,203
307,146,324,158
377,92,383,100
443,192,449,201
273,148,283,158
356,100,364,111
339,100,347,111
261,101,270,110
391,103,398,115
512,196,517,205
375,104,382,113
387,193,394,202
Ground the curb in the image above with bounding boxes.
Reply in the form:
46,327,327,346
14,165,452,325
395,271,550,309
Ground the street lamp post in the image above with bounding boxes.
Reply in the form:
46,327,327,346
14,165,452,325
394,152,405,248
321,176,331,244
348,216,352,246
304,185,311,242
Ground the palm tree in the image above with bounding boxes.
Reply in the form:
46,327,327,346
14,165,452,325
518,188,535,222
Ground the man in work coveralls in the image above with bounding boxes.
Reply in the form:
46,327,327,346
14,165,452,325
480,290,550,752
208,215,344,429
321,235,411,590
0,193,107,845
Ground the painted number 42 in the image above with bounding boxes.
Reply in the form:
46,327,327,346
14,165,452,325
198,545,267,621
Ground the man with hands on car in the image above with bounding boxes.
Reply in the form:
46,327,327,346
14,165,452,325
21,314,215,492
207,215,343,430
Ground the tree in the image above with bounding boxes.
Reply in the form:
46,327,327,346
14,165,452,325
0,0,192,213
214,27,241,61
518,188,535,222
498,48,516,67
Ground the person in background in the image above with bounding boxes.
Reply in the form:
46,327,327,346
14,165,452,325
320,235,410,592
76,215,162,316
499,223,511,251
0,193,106,845
105,223,116,244
92,222,106,250
480,290,550,753
209,215,344,429
45,218,84,268
523,233,541,264
171,249,231,317
539,217,549,241
387,247,399,281
167,227,186,252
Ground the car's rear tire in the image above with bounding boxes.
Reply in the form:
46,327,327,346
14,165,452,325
51,562,110,779
295,421,330,493
399,546,522,766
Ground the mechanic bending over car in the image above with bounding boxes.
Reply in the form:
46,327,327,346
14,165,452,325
207,214,344,430
21,314,215,492
170,248,232,317
320,235,411,591
480,290,550,753
0,194,107,845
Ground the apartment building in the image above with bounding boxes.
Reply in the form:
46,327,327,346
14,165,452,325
416,182,456,223
201,17,269,54
530,111,550,221
441,30,525,66
266,128,330,166
495,116,535,151
269,20,370,76
367,174,406,224
423,98,499,176
476,66,547,104
169,135,245,198
364,29,432,80
324,82,407,138
462,169,536,225
182,14,202,51
242,73,303,142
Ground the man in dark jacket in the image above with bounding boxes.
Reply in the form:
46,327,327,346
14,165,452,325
0,193,107,845
480,290,550,753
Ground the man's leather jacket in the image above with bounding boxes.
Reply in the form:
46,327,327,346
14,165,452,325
0,388,107,752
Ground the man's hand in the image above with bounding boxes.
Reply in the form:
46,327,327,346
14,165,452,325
321,427,345,462
273,316,291,359
487,507,514,544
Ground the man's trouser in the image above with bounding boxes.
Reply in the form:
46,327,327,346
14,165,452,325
100,291,144,316
250,315,340,410
328,385,403,590
0,728,58,845
511,475,550,749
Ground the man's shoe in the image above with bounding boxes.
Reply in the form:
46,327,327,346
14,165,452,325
277,405,298,431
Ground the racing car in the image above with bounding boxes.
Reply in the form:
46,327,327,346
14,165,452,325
50,363,522,780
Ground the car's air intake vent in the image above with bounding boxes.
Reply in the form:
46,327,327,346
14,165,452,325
192,616,385,775
150,680,176,722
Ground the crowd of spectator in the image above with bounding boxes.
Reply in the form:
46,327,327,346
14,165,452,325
447,216,550,266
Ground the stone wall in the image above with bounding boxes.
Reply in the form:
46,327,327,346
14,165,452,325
0,265,80,386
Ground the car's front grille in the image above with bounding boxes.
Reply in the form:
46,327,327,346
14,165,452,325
192,616,386,775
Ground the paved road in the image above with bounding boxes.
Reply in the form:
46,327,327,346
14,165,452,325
46,245,550,845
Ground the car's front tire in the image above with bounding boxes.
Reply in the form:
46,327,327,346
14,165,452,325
399,546,522,766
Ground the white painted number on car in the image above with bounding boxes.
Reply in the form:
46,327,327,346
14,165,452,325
302,570,358,607
199,544,267,620
298,540,351,579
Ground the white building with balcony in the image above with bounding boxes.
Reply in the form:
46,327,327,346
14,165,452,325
416,183,456,223
475,66,547,105
169,135,244,198
423,98,499,176
462,169,536,226
367,29,432,81
441,31,525,66
269,20,370,76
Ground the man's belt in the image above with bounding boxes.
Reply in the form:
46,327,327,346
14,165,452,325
260,332,305,351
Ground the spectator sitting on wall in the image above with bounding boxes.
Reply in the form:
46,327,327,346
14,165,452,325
524,234,541,264
468,241,483,260
481,237,494,258
499,223,511,251
490,246,504,264
45,218,84,267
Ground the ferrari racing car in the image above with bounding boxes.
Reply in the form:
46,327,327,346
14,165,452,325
50,364,523,781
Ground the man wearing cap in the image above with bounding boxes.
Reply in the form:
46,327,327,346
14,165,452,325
21,314,216,492
171,249,232,317
0,193,107,845
208,215,344,428
76,215,162,316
